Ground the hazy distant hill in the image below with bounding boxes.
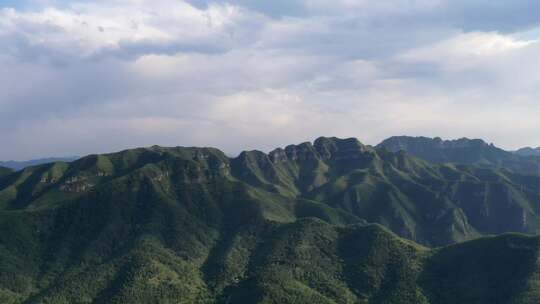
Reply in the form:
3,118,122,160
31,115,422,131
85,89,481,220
515,147,540,157
377,136,540,175
0,156,79,171
2,137,540,303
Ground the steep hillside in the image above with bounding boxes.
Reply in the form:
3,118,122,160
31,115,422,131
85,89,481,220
2,208,540,303
377,136,540,175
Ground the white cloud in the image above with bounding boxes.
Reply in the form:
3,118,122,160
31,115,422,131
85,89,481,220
401,31,534,65
2,0,540,159
0,1,263,60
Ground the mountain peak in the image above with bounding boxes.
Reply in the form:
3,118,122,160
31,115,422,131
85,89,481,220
314,136,364,148
313,136,367,158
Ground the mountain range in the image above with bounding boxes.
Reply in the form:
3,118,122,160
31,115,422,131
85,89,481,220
2,137,540,303
515,147,540,157
377,136,540,175
0,157,79,171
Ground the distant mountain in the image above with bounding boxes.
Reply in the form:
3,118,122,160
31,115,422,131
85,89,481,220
377,136,540,175
2,137,540,302
0,156,79,171
515,147,540,157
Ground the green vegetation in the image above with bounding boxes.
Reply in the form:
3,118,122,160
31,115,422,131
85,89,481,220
0,167,12,179
1,137,540,303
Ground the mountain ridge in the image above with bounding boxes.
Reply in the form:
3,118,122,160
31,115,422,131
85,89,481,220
377,135,540,175
515,147,540,157
3,137,540,245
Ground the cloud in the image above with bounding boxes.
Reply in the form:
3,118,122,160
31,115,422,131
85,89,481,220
1,0,540,160
0,1,265,62
403,32,532,60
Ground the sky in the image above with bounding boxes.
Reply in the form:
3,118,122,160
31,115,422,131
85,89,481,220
1,0,540,160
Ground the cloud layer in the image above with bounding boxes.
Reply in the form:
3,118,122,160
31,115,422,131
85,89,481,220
1,0,540,160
